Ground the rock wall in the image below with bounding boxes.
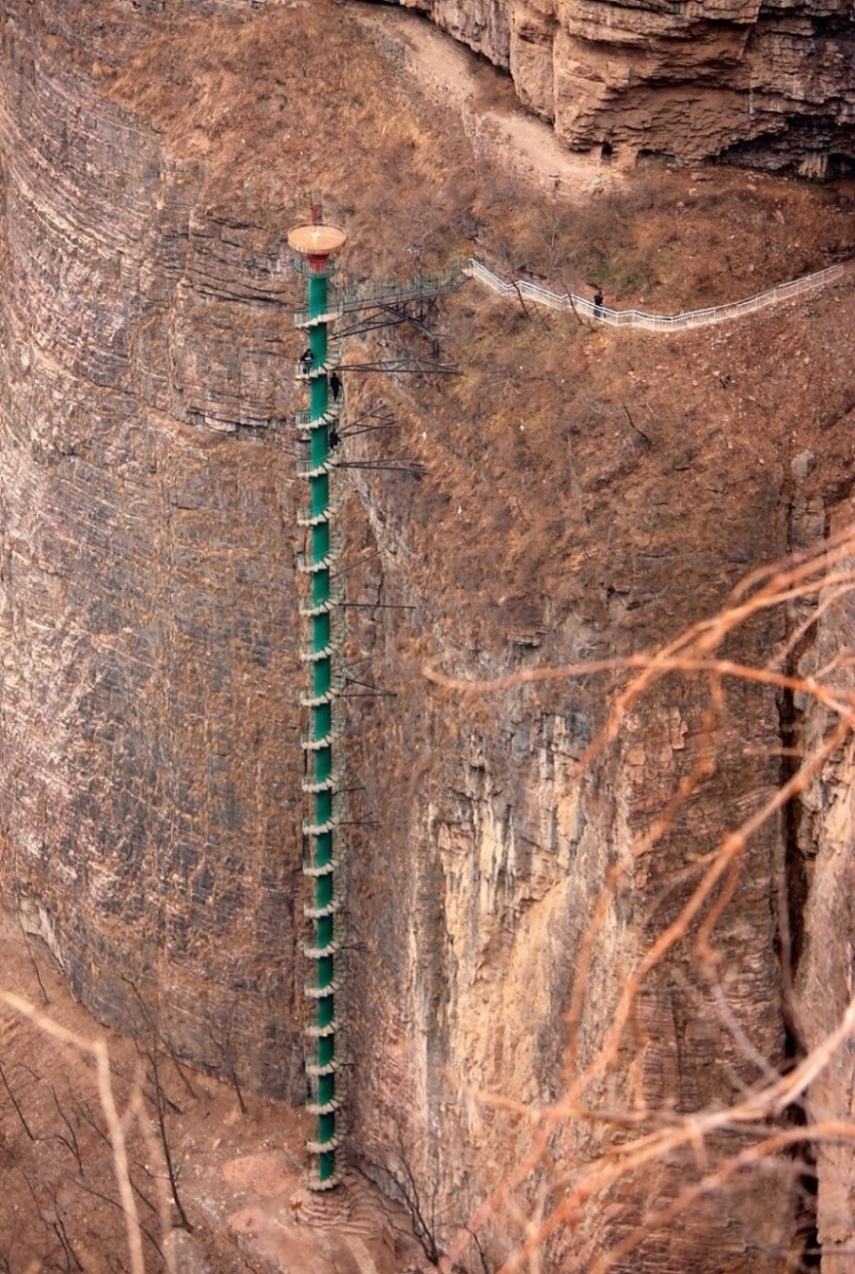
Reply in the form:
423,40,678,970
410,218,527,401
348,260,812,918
405,0,855,173
792,477,855,1265
342,348,800,1269
0,1,853,1270
0,0,306,1098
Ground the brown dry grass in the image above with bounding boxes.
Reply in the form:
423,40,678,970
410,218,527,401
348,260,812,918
476,167,854,310
4,4,854,1269
91,0,855,310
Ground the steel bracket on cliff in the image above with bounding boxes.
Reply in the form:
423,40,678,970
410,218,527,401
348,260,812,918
288,214,348,1191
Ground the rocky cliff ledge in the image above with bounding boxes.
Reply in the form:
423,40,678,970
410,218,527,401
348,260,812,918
402,0,854,174
1,0,853,1268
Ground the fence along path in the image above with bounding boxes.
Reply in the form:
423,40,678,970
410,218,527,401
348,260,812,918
465,257,850,332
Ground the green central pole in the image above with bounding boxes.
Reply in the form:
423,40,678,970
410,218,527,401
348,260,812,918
290,221,346,1190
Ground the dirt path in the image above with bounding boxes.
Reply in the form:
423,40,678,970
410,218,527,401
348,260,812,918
352,2,621,201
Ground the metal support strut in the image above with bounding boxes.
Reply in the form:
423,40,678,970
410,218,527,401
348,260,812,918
288,215,349,1191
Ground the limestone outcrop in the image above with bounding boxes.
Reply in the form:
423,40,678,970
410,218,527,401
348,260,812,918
0,0,305,1099
1,1,853,1270
792,483,855,1266
406,0,855,173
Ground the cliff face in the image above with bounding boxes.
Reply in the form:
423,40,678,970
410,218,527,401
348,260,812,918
341,294,855,1268
0,0,305,1098
405,0,855,174
792,491,855,1264
0,1,853,1270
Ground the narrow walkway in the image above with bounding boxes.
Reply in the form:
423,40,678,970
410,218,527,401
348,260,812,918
466,257,851,332
354,3,851,334
334,257,850,335
353,2,617,201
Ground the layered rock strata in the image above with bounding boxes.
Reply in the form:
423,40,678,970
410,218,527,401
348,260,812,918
791,474,855,1266
0,1,853,1271
0,0,305,1098
404,0,855,173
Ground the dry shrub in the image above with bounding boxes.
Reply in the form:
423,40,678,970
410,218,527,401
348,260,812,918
424,525,855,1272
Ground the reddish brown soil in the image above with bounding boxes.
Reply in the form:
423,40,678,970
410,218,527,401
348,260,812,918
0,909,420,1273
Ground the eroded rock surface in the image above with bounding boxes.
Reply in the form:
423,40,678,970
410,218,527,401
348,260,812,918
406,0,855,173
793,488,855,1264
0,0,305,1098
0,1,853,1270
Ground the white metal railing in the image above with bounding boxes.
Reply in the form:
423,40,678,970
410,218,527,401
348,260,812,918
465,257,850,332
